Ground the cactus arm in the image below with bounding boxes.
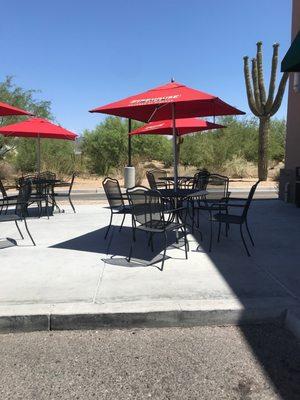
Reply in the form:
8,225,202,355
256,41,267,107
265,43,279,113
270,72,289,116
243,56,260,117
251,58,263,114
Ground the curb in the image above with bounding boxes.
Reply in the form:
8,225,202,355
0,299,296,334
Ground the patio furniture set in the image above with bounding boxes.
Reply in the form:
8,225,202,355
0,172,76,246
103,169,260,269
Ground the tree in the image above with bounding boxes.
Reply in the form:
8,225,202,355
0,76,75,175
83,117,128,175
83,116,173,175
243,42,289,180
0,76,53,162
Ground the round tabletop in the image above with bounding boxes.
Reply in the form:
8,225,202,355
154,188,207,198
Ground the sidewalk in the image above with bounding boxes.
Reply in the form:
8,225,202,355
0,199,299,332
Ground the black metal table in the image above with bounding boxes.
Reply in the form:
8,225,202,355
155,188,207,199
158,176,195,188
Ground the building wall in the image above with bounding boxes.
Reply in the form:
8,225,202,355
279,0,300,202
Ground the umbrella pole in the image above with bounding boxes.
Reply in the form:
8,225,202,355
128,118,132,166
37,135,41,175
172,102,181,243
171,103,178,191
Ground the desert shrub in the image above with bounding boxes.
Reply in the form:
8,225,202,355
179,116,285,175
0,161,16,180
223,156,255,178
83,117,128,175
14,138,75,175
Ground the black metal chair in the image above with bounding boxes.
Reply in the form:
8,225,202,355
146,169,170,190
53,172,76,213
0,179,19,213
38,171,56,180
0,182,36,246
126,186,188,271
103,177,131,239
188,173,231,251
212,181,260,256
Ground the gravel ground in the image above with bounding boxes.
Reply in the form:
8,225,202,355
0,325,299,400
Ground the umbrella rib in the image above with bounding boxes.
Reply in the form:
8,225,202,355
147,102,170,122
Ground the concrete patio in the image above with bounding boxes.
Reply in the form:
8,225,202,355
0,199,300,332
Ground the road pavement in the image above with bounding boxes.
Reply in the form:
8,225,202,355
0,325,299,400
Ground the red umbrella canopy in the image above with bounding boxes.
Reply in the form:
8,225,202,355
129,118,225,136
90,81,245,122
0,101,32,116
0,118,77,140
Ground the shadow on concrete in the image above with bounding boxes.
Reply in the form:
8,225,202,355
51,199,300,398
51,225,182,266
194,199,300,400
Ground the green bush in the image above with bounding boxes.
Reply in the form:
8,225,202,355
83,117,173,175
14,138,75,175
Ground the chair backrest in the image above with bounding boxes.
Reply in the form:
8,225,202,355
39,171,56,181
205,173,229,200
146,171,157,189
15,182,32,216
242,181,260,220
17,174,36,187
0,179,7,198
127,186,164,227
151,169,167,180
103,177,124,209
193,170,210,190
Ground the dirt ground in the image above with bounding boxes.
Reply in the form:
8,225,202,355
72,176,277,191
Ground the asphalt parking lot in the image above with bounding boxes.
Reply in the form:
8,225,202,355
0,325,299,400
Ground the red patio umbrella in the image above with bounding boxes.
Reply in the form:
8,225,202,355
129,118,225,136
90,81,244,121
0,118,77,173
90,81,244,189
0,101,32,116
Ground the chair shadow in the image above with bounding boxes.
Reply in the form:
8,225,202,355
51,225,183,267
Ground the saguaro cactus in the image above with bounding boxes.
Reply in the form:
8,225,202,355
243,42,289,180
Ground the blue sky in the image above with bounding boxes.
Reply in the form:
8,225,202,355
0,0,292,134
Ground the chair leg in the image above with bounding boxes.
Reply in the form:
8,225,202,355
191,203,195,234
147,233,154,251
217,221,222,242
15,220,24,239
161,231,168,271
119,213,126,232
69,196,76,213
127,244,133,262
245,219,255,247
45,197,49,220
209,210,213,252
127,228,136,262
240,224,250,257
225,208,229,237
23,218,36,246
181,226,188,259
150,233,154,252
105,211,113,239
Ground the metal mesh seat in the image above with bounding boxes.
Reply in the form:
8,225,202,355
188,173,230,252
54,172,76,213
0,179,19,213
103,177,131,239
146,170,169,190
127,186,188,270
212,181,260,256
0,182,35,246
